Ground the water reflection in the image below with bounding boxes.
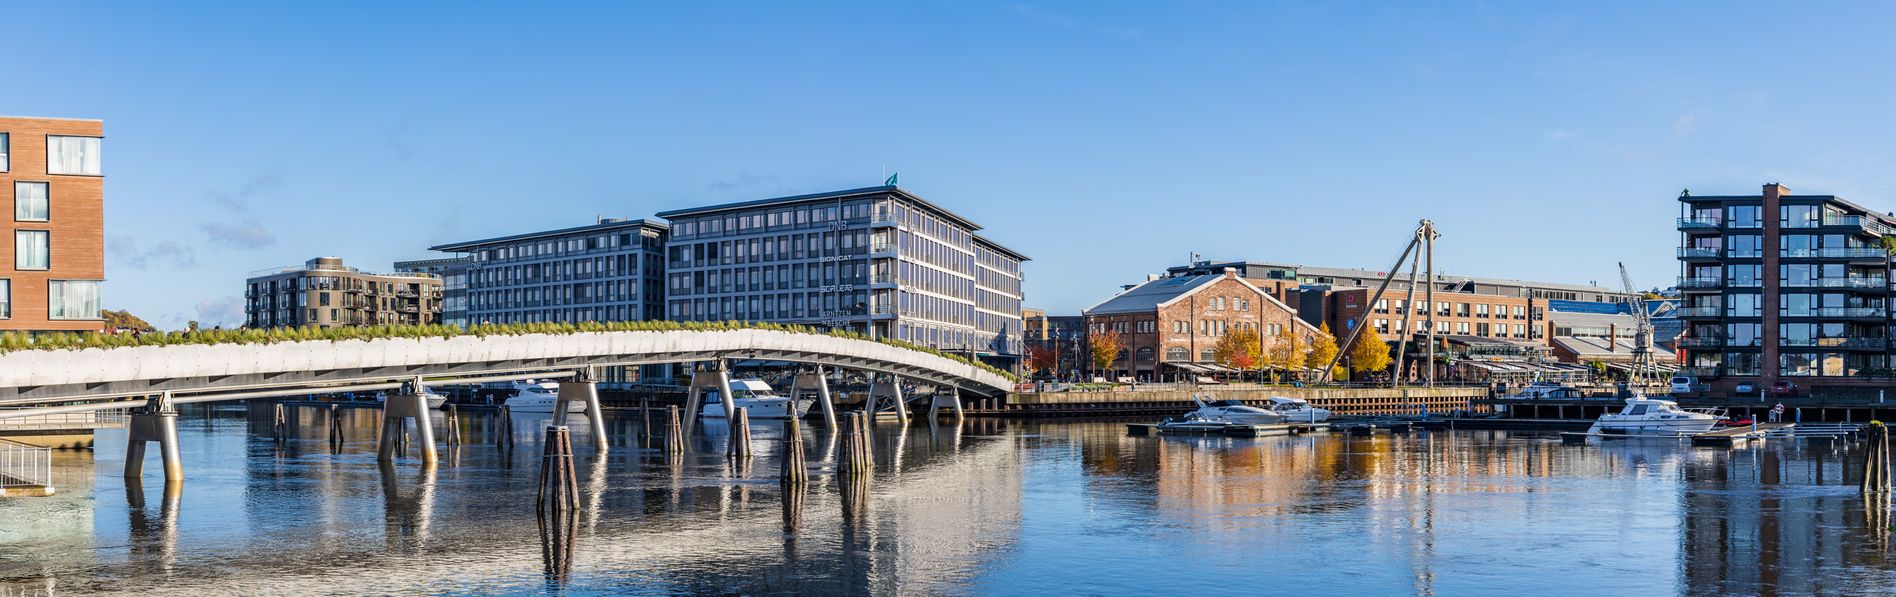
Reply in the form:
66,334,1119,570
9,414,1896,594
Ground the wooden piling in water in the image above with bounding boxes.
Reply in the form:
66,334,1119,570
1864,422,1890,495
328,405,343,450
272,403,287,443
780,418,808,485
665,405,686,455
640,396,653,446
495,405,516,449
729,407,753,459
858,412,874,470
446,403,462,446
537,426,580,515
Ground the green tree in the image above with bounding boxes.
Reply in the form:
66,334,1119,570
1348,325,1392,376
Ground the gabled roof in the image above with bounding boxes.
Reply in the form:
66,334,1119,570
1084,272,1324,335
1552,336,1675,360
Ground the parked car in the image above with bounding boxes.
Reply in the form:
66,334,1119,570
1670,375,1704,396
1770,381,1799,398
1735,381,1757,395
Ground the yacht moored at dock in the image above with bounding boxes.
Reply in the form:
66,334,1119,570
701,379,800,419
1587,396,1723,436
1265,396,1331,423
504,381,585,414
1180,395,1288,425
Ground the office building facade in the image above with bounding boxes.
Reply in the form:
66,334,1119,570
1676,183,1895,392
1,116,106,333
394,256,473,327
657,186,1027,368
245,257,443,328
431,218,668,326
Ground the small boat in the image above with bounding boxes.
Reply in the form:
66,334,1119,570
505,380,585,414
701,379,800,419
1183,394,1287,425
1265,396,1331,423
1588,395,1723,436
375,391,448,409
1154,413,1239,432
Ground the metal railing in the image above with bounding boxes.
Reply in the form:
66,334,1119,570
1678,277,1723,289
0,409,128,431
1810,307,1886,318
1676,247,1720,259
1677,216,1723,229
1817,277,1886,290
0,439,52,490
1677,336,1724,348
1674,306,1721,317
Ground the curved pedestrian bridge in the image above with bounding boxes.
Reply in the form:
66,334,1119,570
0,328,1013,408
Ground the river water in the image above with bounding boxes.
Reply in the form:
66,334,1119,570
3,404,1895,596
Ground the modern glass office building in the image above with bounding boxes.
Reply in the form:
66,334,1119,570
656,186,1027,369
430,218,668,326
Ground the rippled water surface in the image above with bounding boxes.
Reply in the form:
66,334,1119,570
4,405,1896,595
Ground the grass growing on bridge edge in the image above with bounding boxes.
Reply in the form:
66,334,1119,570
0,321,1019,382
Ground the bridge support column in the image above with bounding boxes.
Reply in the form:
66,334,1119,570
554,377,608,451
929,390,964,422
683,362,737,436
125,392,183,482
792,366,837,429
869,375,909,423
377,382,438,465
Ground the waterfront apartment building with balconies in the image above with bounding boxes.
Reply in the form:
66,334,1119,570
1676,183,1896,392
1,116,106,333
656,186,1027,369
244,257,443,328
429,218,668,326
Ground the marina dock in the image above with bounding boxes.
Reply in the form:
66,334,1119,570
1126,422,1329,437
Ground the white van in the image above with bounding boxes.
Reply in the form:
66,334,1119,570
1670,375,1700,396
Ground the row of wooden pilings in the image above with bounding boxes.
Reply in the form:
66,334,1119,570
527,406,886,579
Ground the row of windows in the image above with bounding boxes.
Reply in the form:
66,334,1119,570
471,253,652,287
1374,299,1529,318
473,232,658,263
0,279,99,320
0,134,102,176
668,230,875,268
1374,318,1534,339
1686,351,1880,377
670,200,877,240
471,281,646,311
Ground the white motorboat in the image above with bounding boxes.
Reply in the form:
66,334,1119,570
1588,396,1723,436
1508,382,1586,400
504,380,585,414
1265,396,1331,423
701,379,800,419
375,391,447,409
1183,395,1287,425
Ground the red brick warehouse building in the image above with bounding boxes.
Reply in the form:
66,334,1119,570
1082,268,1322,381
1,116,106,333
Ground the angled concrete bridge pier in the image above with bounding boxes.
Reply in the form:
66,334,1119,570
125,392,183,482
377,379,438,465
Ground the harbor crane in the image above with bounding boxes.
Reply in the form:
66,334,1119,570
1618,262,1659,388
1324,219,1437,386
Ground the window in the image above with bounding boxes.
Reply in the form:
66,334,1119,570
1165,347,1189,361
46,136,101,176
14,182,47,221
15,231,48,270
0,133,7,171
0,279,8,318
48,280,100,320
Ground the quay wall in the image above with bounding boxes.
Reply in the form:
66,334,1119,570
972,387,1490,417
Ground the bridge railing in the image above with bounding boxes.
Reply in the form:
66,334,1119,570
0,439,52,490
0,409,128,431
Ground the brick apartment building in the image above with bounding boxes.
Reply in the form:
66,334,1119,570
1023,307,1086,378
1083,268,1321,381
1,116,106,333
245,257,443,328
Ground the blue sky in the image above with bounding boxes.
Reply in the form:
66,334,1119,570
5,1,1895,328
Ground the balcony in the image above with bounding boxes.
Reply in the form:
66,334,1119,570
1816,277,1887,292
1677,277,1723,291
1781,247,1888,261
1821,214,1896,237
1811,307,1886,319
1676,247,1721,260
871,210,899,227
1676,336,1724,348
1674,306,1721,318
870,241,896,254
1676,366,1724,379
870,273,897,284
1677,216,1723,230
1828,337,1890,350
